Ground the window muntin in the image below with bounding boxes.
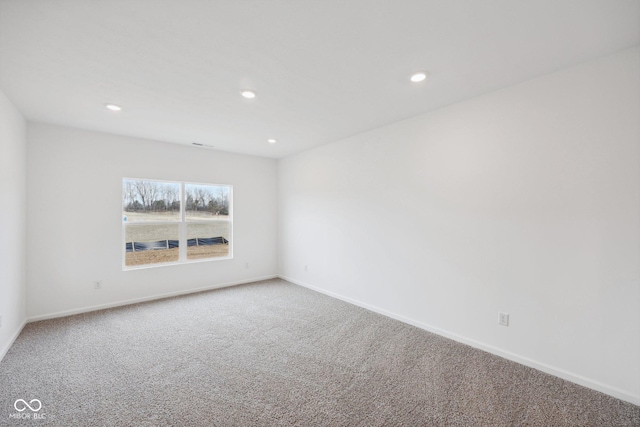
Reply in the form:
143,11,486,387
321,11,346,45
123,178,232,269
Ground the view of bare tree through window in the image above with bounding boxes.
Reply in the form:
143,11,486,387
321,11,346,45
185,183,230,260
123,179,232,267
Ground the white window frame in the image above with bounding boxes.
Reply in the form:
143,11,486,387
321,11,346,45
122,177,233,270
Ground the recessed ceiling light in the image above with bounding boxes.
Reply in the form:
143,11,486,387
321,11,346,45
267,138,277,144
240,90,256,99
410,71,428,83
105,103,122,111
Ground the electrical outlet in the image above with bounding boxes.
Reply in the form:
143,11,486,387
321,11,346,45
0,315,3,328
499,312,509,326
94,280,103,290
304,265,308,272
245,262,249,269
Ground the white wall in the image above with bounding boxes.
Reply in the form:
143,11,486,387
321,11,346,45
278,47,640,404
0,89,27,360
27,123,278,319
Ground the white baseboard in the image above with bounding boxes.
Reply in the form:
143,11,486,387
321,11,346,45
279,275,640,407
0,319,27,363
27,275,278,323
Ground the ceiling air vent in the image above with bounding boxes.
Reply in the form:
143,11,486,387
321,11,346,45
192,142,215,148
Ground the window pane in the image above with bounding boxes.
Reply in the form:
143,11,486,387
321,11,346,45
186,222,230,260
185,184,230,222
123,179,181,223
125,224,179,266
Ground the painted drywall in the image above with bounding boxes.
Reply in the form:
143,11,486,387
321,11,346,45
0,89,27,360
278,47,640,404
27,123,278,319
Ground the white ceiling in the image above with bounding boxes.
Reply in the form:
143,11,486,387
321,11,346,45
1,1,638,158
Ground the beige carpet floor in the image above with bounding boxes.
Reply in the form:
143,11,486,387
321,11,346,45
0,278,638,426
